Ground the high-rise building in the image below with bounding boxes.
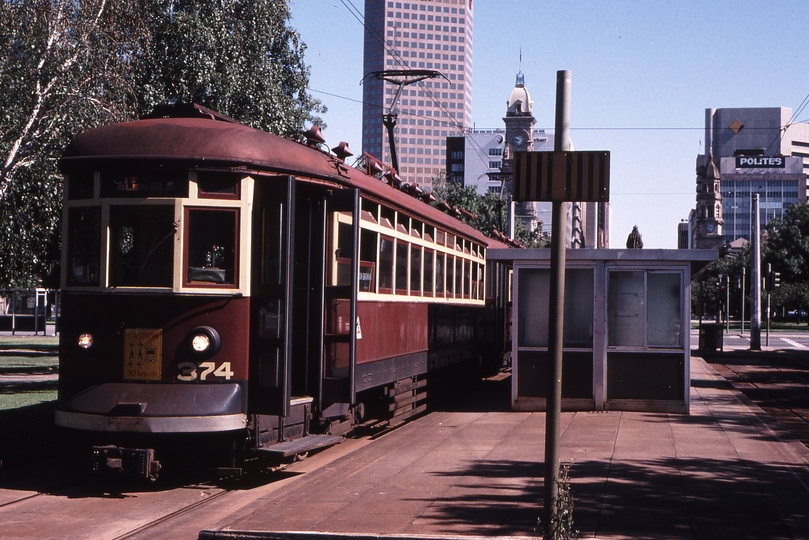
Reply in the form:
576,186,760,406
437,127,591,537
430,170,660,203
362,0,473,188
446,128,555,196
690,107,809,249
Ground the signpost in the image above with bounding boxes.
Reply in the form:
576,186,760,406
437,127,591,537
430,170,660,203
512,70,610,538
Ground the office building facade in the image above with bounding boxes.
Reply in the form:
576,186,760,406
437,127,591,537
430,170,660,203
691,107,809,249
362,0,473,188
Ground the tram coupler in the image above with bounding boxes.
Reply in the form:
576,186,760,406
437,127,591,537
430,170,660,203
91,445,161,480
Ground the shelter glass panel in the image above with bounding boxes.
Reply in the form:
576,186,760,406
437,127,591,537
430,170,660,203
608,271,645,347
518,268,594,348
647,273,681,347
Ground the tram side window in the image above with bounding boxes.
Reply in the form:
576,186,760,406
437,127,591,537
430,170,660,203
410,245,422,295
67,207,101,286
186,208,238,286
435,252,445,297
396,240,409,294
463,259,470,298
471,262,478,300
334,221,353,286
110,206,175,287
359,229,377,292
455,257,463,298
446,255,455,297
423,249,434,296
379,236,394,293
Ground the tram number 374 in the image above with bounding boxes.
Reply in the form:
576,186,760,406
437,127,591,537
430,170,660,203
176,361,234,381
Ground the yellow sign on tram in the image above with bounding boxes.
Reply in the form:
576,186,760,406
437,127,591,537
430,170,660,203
124,328,163,380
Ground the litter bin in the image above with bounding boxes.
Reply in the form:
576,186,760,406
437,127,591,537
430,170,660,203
698,322,723,352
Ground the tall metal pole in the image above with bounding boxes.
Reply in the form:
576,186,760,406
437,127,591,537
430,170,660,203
740,268,745,335
750,194,761,350
725,275,730,333
543,69,570,538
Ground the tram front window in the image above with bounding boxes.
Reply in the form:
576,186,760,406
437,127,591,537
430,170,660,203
186,208,238,285
67,207,101,286
110,206,175,287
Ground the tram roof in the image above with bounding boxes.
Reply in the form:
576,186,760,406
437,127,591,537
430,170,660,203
60,109,509,250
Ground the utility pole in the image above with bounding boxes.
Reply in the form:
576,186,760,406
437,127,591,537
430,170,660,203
543,69,571,539
740,267,745,335
510,70,609,540
725,275,730,332
750,194,761,350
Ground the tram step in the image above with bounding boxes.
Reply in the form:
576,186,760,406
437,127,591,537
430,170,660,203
254,434,343,458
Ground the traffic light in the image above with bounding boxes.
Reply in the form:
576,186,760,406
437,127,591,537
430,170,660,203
772,271,781,289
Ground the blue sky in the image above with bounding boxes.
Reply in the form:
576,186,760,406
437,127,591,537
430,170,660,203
289,0,809,248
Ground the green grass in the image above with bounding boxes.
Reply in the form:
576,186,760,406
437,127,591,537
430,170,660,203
0,335,59,410
0,390,57,410
692,320,809,332
0,356,58,370
0,335,58,349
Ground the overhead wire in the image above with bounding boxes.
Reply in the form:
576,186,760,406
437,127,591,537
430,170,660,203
330,0,809,203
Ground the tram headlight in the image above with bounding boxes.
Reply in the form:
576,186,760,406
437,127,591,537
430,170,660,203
77,333,94,349
187,326,221,357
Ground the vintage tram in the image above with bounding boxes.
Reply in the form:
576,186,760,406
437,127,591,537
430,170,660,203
55,104,508,478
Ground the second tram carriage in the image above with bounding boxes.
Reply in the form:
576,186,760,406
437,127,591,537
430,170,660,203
55,104,509,478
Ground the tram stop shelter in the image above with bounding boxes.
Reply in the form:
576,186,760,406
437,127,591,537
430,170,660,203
489,248,717,414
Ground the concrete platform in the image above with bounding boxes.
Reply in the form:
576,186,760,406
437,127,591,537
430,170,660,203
198,355,809,540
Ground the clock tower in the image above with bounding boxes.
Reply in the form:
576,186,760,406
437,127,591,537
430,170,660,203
501,72,538,232
694,154,724,249
502,71,536,163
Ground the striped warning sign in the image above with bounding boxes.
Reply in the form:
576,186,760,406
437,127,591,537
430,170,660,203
514,151,610,202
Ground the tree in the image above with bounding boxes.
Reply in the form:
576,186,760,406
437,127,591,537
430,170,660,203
764,202,809,316
0,0,142,286
135,0,325,137
0,0,323,287
431,176,548,248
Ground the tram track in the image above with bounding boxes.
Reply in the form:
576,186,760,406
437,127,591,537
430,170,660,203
111,485,232,540
704,350,809,450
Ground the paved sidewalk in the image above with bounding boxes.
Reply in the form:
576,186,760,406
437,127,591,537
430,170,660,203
200,356,809,540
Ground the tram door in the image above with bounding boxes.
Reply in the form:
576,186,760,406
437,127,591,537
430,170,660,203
250,176,296,417
250,179,359,418
322,189,360,407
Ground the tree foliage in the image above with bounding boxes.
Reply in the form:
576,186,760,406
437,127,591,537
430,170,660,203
135,0,325,137
0,0,142,286
692,202,809,319
764,202,809,313
0,0,323,287
432,177,548,248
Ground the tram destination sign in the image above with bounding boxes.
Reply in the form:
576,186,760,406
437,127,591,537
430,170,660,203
513,150,610,202
101,173,189,198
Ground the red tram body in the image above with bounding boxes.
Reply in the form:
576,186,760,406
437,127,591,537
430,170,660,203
55,104,508,478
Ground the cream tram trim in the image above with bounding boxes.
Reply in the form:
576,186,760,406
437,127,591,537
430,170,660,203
62,171,254,296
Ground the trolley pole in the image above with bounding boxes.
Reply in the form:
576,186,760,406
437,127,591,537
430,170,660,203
543,69,570,539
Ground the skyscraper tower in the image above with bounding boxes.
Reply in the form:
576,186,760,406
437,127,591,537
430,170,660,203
362,0,473,188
